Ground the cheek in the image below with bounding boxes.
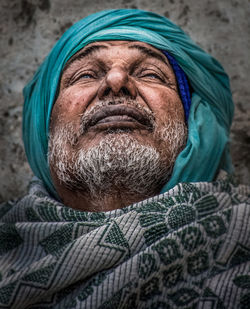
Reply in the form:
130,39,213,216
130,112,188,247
50,86,96,127
139,85,185,123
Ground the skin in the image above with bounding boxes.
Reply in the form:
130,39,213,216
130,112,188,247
50,41,185,211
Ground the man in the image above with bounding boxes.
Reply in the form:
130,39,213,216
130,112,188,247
0,9,249,309
49,40,188,212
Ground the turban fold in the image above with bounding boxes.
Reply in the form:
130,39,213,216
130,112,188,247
23,9,234,199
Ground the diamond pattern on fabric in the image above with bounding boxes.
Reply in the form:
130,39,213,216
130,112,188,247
22,263,56,286
0,224,23,255
39,223,74,255
98,222,130,255
153,239,183,265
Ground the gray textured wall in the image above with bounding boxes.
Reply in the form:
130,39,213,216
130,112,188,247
0,0,249,202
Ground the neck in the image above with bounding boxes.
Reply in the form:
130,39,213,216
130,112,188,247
54,185,154,212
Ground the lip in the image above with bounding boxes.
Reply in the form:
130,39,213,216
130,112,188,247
85,105,153,131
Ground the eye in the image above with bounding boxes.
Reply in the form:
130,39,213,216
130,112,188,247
142,73,161,79
138,70,164,82
79,73,95,79
69,71,97,85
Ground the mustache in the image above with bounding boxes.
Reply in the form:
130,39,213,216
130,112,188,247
79,98,155,133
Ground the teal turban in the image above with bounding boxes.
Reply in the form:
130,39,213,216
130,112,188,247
23,9,234,199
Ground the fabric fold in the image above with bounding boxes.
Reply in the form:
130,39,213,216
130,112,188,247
0,177,249,308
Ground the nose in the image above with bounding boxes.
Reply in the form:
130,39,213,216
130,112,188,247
98,66,137,99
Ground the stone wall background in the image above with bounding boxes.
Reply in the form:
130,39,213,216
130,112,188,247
0,0,249,202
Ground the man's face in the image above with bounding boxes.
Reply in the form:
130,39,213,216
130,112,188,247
49,41,187,201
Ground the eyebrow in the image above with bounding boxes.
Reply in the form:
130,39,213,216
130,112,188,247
128,44,169,66
63,43,169,73
63,44,108,72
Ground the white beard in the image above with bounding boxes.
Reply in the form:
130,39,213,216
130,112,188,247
49,119,187,199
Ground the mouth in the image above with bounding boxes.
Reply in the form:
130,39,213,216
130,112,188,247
83,105,154,132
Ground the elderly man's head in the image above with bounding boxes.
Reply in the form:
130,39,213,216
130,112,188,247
23,10,233,211
48,41,187,210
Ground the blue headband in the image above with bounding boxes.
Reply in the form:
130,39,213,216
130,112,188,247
163,51,191,121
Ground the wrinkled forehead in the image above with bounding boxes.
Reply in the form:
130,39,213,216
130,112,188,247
63,40,171,72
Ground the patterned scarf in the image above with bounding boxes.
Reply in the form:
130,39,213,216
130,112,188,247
1,175,250,308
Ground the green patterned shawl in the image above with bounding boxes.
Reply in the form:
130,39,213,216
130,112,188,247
0,175,250,308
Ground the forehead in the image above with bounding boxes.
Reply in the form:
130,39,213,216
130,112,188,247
64,40,169,70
